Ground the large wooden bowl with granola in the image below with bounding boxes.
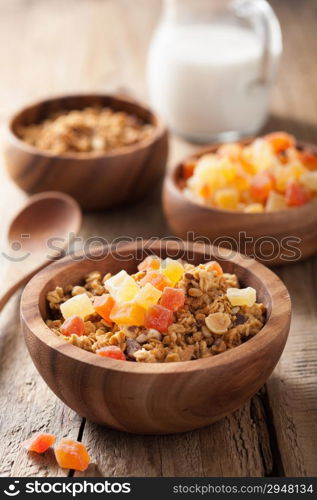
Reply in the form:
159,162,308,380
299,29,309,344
20,240,291,434
4,94,168,211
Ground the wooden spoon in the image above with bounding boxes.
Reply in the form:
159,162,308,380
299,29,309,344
0,191,82,311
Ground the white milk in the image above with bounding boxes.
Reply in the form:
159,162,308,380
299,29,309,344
147,24,280,141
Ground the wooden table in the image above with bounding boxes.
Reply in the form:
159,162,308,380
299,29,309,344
0,0,316,478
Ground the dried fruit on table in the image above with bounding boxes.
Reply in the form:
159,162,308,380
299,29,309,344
265,131,295,153
60,293,94,320
140,270,172,291
227,287,256,307
285,180,311,207
265,191,287,212
300,171,317,192
60,315,85,336
160,287,185,311
134,282,162,309
93,294,115,322
22,433,56,453
160,258,184,286
137,255,161,271
214,187,239,210
105,270,139,302
54,438,91,471
110,301,145,326
250,171,274,202
205,312,231,334
96,346,126,360
144,304,174,333
205,260,223,276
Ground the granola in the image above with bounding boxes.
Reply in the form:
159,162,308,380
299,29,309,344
46,257,266,363
17,106,154,154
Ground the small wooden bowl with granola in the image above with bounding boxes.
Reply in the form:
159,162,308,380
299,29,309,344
20,240,291,434
5,94,168,211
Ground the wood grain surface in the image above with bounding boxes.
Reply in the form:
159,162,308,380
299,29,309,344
0,0,316,477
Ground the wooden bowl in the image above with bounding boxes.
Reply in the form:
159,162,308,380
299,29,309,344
4,94,168,211
163,141,317,266
20,240,291,434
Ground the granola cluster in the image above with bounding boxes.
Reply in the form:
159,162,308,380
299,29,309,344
17,107,154,154
46,263,266,363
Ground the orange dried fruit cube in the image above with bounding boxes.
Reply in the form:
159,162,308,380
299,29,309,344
93,294,115,323
297,150,317,170
205,260,223,276
250,171,274,202
144,305,174,333
22,433,56,453
137,255,161,272
160,287,185,311
60,315,85,337
110,301,145,326
96,346,126,360
54,438,91,472
140,270,172,291
265,132,295,153
182,159,196,179
285,180,311,207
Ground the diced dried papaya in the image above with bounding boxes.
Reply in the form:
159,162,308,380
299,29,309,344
54,438,91,471
182,159,196,179
137,255,161,272
214,188,239,210
265,132,295,153
227,287,256,307
22,433,56,453
60,315,85,337
96,346,126,360
93,294,115,323
251,171,274,202
60,293,94,320
160,287,185,311
205,260,223,276
140,270,172,291
134,282,162,309
144,305,174,333
105,270,139,302
161,258,184,286
297,150,317,170
285,180,311,207
110,301,145,326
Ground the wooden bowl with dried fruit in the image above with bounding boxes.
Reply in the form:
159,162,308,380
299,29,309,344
163,133,317,266
5,94,168,211
20,239,291,434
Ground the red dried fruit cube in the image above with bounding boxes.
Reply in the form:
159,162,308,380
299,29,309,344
60,315,85,336
96,346,126,360
22,433,56,453
251,171,274,202
144,304,174,333
160,287,185,312
285,180,311,207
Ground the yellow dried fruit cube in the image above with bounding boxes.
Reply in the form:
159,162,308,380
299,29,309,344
110,302,145,326
60,293,94,320
161,258,184,286
244,203,264,213
214,188,239,210
300,171,317,192
275,164,307,193
105,270,139,302
265,191,287,212
134,283,162,310
226,287,256,307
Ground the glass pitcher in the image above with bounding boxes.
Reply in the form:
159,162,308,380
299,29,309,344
146,0,282,142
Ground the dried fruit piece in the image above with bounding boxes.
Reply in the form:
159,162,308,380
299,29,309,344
134,282,162,309
140,270,172,291
285,180,311,207
96,346,126,360
105,270,139,302
60,293,94,320
205,260,223,276
22,433,56,453
265,132,295,153
60,315,85,336
251,171,274,202
265,191,287,212
160,287,185,311
110,302,145,326
93,294,115,323
275,164,307,193
137,255,161,272
297,150,317,170
300,171,317,191
244,203,264,213
160,258,184,286
213,187,239,210
54,438,91,471
205,312,231,334
144,305,174,333
227,287,256,307
182,159,196,179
